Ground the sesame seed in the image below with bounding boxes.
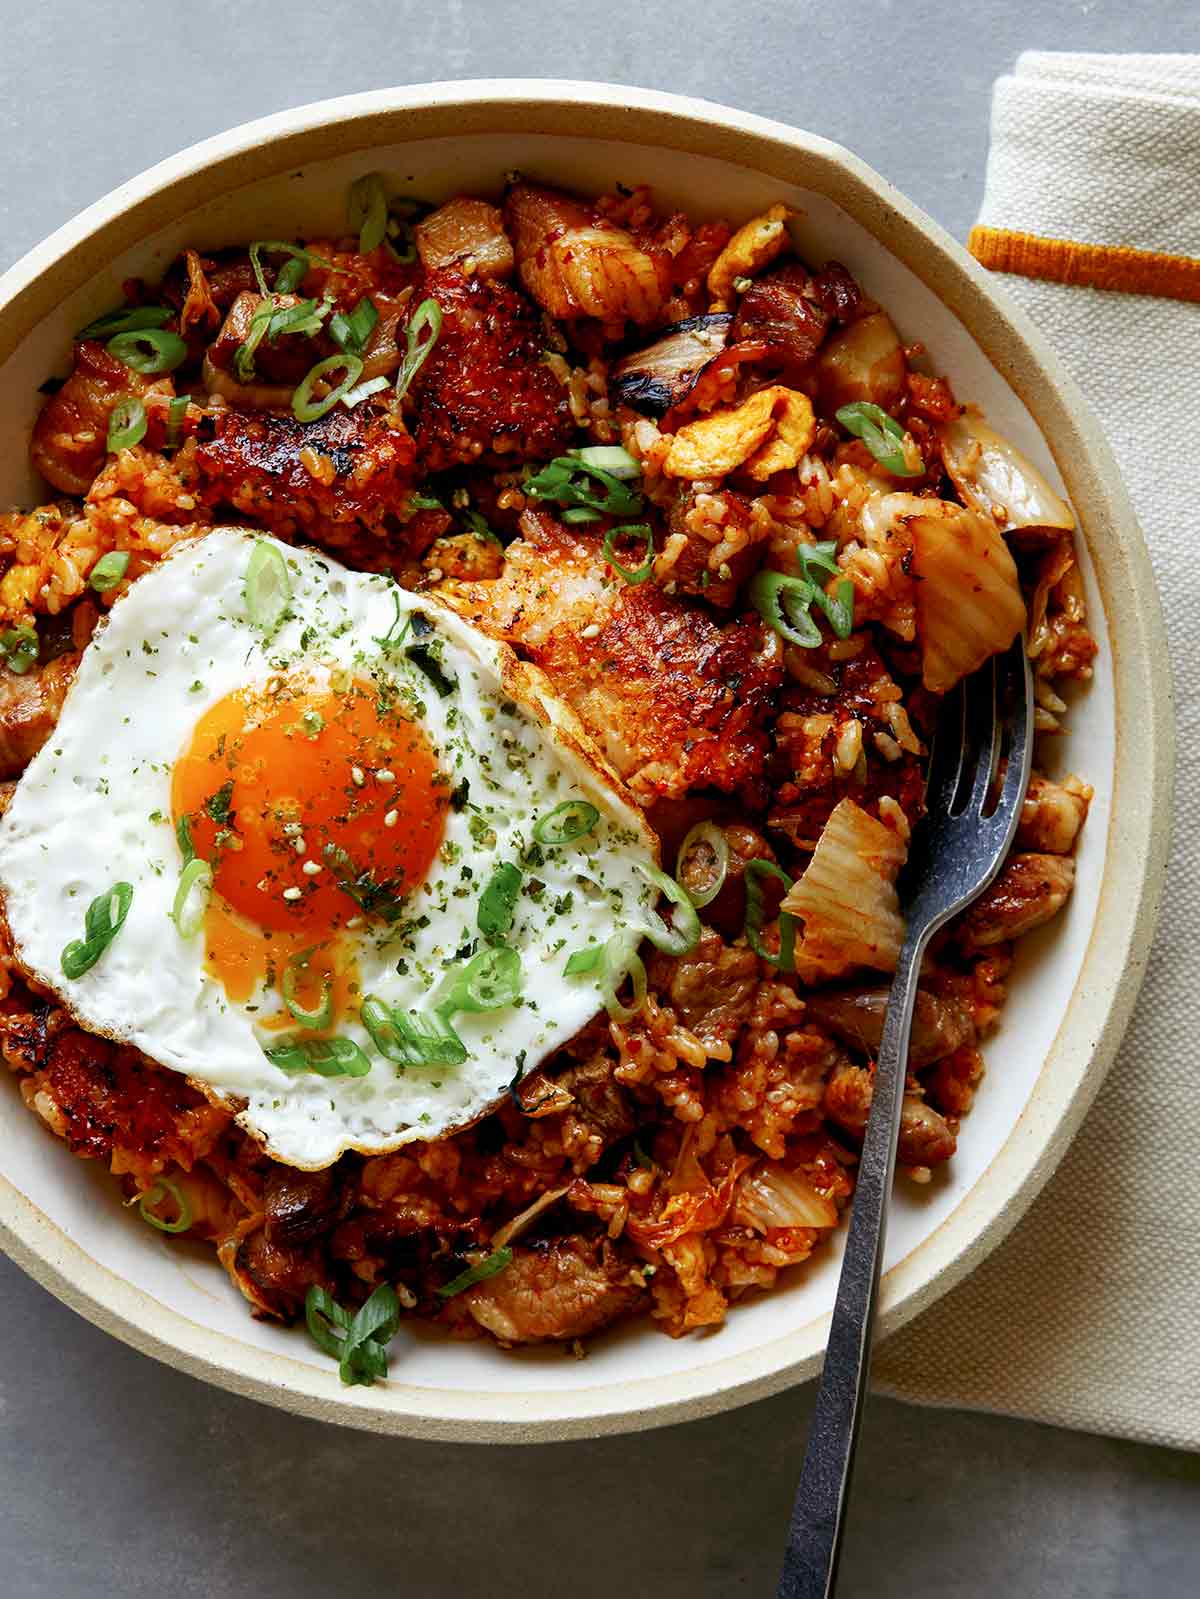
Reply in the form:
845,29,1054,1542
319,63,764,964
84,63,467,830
351,766,365,787
346,915,364,929
282,822,303,837
282,886,303,901
580,623,601,639
293,837,306,855
717,562,732,581
376,769,395,783
302,861,321,877
384,809,399,828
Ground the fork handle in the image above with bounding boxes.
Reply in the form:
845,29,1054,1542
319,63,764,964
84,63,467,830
776,931,928,1599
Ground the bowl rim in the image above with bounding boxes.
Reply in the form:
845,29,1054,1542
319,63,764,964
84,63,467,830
0,77,1174,1442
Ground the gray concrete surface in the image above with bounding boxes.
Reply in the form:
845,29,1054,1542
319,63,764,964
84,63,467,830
2,2,1199,1594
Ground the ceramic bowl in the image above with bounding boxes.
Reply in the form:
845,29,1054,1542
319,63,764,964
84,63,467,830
0,80,1171,1441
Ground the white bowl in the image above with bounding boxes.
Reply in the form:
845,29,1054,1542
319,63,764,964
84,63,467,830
0,80,1171,1441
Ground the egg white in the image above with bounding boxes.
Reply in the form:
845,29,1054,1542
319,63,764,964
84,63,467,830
0,529,658,1167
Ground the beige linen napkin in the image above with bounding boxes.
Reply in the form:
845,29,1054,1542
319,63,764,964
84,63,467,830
872,52,1200,1451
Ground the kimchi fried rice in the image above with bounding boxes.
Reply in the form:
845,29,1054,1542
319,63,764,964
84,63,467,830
0,173,1096,1379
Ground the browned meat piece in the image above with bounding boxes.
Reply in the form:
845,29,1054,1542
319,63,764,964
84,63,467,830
663,485,763,605
447,512,782,799
462,1236,644,1344
553,1055,637,1151
731,262,831,371
0,653,77,778
1016,773,1091,854
31,341,168,495
504,183,665,327
415,198,514,279
958,853,1075,952
823,1063,957,1167
224,1225,327,1321
188,405,416,551
19,1026,228,1181
264,1165,342,1247
407,267,575,470
205,290,319,388
647,930,760,1051
804,984,976,1068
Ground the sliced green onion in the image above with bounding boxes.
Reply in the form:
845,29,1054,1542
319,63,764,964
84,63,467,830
166,394,191,449
171,858,212,938
347,172,389,253
175,814,196,864
329,296,379,355
571,444,641,481
106,397,147,453
524,455,645,520
631,1137,655,1170
292,353,364,422
564,944,603,976
305,1283,401,1386
744,858,797,972
60,881,134,979
561,507,602,525
635,862,702,956
266,296,330,340
750,555,854,649
603,523,655,585
436,1245,514,1299
78,304,173,340
439,946,523,1015
359,996,467,1067
477,862,522,940
0,626,39,675
676,821,730,909
88,550,130,593
233,309,272,382
404,641,456,698
107,328,187,374
600,933,648,1022
282,950,334,1030
243,539,292,634
395,298,443,402
835,400,924,478
463,509,502,546
137,1177,192,1234
532,800,600,847
249,241,313,298
265,1035,372,1077
341,375,390,409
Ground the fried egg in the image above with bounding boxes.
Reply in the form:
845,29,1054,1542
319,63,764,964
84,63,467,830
0,529,659,1167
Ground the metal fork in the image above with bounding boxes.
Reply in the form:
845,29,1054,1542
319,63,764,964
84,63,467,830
776,636,1034,1599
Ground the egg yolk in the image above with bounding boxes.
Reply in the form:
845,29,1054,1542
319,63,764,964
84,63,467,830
171,676,448,1010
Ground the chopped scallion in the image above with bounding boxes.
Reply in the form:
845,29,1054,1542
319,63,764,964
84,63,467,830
395,298,442,402
243,540,292,635
88,551,130,593
304,1283,401,1386
292,352,364,422
78,304,173,340
438,946,523,1015
835,400,924,477
676,821,730,909
341,374,389,408
359,996,467,1067
571,444,641,481
106,397,147,453
265,1036,371,1077
170,857,212,938
60,881,134,979
532,800,599,847
0,626,38,675
635,862,701,956
599,932,648,1022
743,858,797,972
347,172,389,254
281,950,334,1030
436,1246,514,1299
602,522,655,585
477,862,523,940
137,1177,192,1234
107,328,187,374
329,296,379,355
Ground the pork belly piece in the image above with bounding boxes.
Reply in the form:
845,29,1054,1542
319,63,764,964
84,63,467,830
188,404,416,548
504,182,665,327
406,266,575,470
804,984,976,1068
0,653,78,777
446,512,782,799
14,1021,228,1181
1016,772,1092,854
31,341,169,496
823,1064,957,1167
414,197,514,279
462,1236,644,1344
647,930,761,1053
957,853,1076,952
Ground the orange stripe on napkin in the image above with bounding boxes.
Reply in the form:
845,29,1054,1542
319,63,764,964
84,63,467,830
968,226,1200,303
